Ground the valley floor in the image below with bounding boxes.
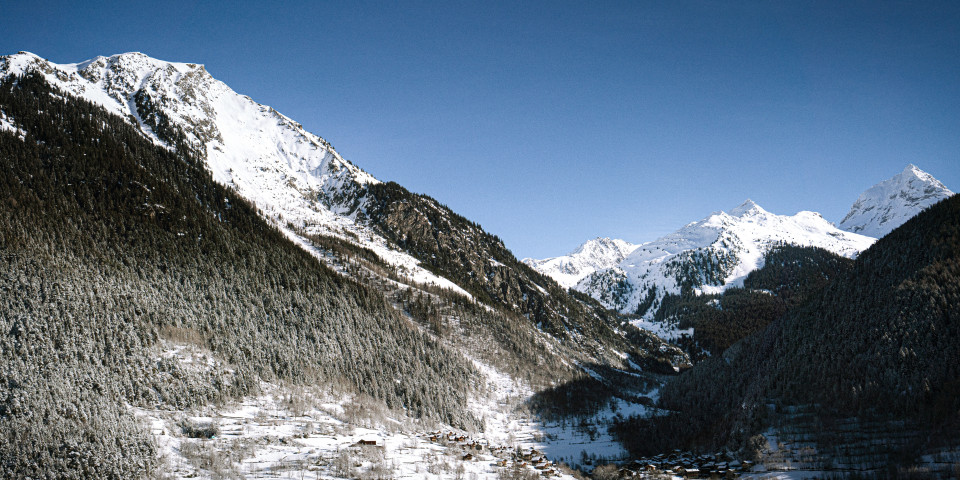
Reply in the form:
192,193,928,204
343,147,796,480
138,342,652,480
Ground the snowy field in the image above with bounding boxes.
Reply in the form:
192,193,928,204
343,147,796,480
135,382,584,480
138,341,660,479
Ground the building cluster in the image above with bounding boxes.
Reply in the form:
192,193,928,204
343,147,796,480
424,431,562,477
617,451,753,478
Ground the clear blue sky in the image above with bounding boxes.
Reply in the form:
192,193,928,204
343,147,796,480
4,1,959,259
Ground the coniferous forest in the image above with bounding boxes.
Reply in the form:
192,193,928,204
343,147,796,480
0,73,481,478
613,194,960,467
3,60,959,479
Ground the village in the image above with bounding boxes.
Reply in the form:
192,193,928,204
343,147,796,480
612,451,754,478
417,431,764,479
422,430,566,477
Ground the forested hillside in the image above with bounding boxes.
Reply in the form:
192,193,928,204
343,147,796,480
362,181,639,352
0,73,480,478
614,194,960,467
654,244,854,355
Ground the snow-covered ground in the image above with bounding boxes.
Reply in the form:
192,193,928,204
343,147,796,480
139,341,660,479
135,388,542,480
0,109,26,140
469,358,657,471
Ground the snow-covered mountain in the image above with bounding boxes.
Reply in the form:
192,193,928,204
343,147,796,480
0,58,691,479
0,51,467,293
1,51,687,368
522,237,639,288
838,164,953,238
577,200,875,318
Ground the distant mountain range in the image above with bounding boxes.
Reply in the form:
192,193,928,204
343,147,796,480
2,50,956,478
526,165,953,327
571,199,872,315
522,237,639,289
613,192,960,475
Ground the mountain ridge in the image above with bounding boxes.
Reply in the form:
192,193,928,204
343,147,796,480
838,163,954,238
573,199,874,324
614,193,960,471
0,49,687,385
521,237,640,289
0,51,538,300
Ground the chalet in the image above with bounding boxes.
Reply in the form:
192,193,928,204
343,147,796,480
350,439,382,449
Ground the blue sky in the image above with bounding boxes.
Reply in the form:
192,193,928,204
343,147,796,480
4,1,959,258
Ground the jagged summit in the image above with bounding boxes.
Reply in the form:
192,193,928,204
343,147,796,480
0,51,487,294
904,163,939,182
572,237,631,255
729,198,767,217
839,164,953,238
575,203,875,325
1,51,376,194
0,51,384,225
523,237,639,289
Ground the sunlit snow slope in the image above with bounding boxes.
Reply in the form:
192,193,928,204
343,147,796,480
0,51,467,293
839,164,954,239
522,237,639,289
576,200,875,317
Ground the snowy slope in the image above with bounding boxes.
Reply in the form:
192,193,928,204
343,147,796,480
839,164,953,238
577,200,875,318
0,51,468,294
523,237,640,288
1,49,689,369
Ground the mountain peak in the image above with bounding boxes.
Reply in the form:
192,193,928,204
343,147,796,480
902,163,942,185
729,199,767,217
1,50,381,236
576,200,875,321
573,237,618,254
524,237,639,288
839,164,953,238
